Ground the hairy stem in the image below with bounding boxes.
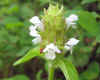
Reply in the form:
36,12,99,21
48,63,55,80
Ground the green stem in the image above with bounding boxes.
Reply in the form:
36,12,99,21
48,64,55,80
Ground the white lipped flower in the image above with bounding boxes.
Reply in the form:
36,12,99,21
32,35,42,44
64,38,79,54
29,25,42,44
29,25,37,31
45,50,56,60
68,14,78,21
30,16,41,24
30,16,44,31
29,25,40,37
43,43,61,60
65,14,78,29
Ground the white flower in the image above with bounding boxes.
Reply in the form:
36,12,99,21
43,43,61,60
30,16,41,24
66,38,79,46
29,16,43,44
29,25,42,44
29,25,37,31
68,14,78,21
65,14,78,29
45,51,56,60
29,25,40,37
43,43,61,53
30,16,44,31
29,31,40,37
32,35,42,44
36,22,44,31
64,38,79,53
64,46,71,50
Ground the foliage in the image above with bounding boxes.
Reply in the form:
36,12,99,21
3,75,29,80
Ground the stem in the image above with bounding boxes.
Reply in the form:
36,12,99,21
48,63,55,80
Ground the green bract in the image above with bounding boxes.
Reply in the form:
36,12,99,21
40,4,66,48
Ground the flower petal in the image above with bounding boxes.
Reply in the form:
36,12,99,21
30,16,41,24
66,38,79,46
45,52,56,60
65,14,78,28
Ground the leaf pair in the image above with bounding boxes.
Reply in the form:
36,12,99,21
13,46,79,80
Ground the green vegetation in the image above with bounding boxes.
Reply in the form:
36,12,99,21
0,0,100,80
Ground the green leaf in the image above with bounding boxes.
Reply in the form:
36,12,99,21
56,58,79,80
20,5,34,18
78,11,100,38
2,17,19,24
13,46,40,66
81,0,97,4
39,0,49,6
7,4,19,15
80,62,100,80
3,75,29,80
96,35,100,42
2,17,24,30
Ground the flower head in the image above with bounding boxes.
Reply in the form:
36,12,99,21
28,5,80,60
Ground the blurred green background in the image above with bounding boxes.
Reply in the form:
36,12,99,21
0,0,100,80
